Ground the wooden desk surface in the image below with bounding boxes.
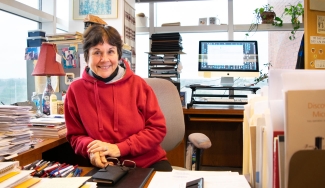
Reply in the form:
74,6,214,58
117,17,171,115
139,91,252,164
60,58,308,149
13,137,67,166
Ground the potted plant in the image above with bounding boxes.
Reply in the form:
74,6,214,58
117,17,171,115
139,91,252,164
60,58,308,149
283,2,304,40
246,4,278,37
254,62,272,85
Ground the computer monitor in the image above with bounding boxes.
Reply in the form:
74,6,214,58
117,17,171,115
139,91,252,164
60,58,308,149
198,40,259,86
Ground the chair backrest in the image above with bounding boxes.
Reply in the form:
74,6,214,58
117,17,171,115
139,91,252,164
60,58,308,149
144,78,185,152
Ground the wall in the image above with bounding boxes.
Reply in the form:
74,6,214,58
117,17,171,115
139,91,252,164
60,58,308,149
269,0,304,69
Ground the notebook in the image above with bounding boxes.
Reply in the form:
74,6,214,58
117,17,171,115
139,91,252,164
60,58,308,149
86,167,154,188
0,161,19,176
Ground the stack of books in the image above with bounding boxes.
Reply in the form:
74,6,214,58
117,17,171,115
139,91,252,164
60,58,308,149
29,118,66,138
0,106,33,161
150,32,183,52
0,161,36,187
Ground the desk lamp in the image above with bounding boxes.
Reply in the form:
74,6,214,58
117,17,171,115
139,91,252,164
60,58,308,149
32,43,65,115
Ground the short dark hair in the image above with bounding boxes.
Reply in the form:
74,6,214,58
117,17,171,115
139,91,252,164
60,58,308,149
83,25,123,62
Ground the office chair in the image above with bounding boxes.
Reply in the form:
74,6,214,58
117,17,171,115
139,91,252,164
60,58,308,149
144,78,211,170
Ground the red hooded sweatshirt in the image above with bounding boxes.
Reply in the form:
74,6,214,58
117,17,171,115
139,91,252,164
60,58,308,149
64,63,167,168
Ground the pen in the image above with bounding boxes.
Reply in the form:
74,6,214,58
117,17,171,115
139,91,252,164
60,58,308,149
66,169,76,178
53,164,71,177
49,163,66,177
55,165,74,177
73,168,80,177
76,168,82,177
31,159,43,170
23,159,40,170
37,161,51,172
44,162,59,172
61,165,78,177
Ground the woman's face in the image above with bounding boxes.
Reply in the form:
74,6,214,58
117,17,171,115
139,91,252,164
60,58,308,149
88,41,119,78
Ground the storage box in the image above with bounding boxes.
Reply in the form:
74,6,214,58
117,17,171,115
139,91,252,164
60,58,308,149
27,37,47,47
28,30,46,37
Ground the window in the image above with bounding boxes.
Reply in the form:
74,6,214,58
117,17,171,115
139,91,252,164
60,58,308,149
56,0,69,20
135,0,273,104
155,1,228,26
0,10,39,105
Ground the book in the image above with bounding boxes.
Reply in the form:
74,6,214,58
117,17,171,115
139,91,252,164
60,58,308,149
284,89,325,188
0,161,19,175
273,131,284,188
86,167,154,188
277,135,285,188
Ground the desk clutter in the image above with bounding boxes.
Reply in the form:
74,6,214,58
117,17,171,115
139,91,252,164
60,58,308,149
0,105,34,161
22,159,83,178
0,161,90,188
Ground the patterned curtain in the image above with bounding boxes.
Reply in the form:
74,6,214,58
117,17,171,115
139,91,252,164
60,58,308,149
124,2,136,72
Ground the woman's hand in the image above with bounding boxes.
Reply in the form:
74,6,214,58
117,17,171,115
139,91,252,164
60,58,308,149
87,140,121,158
89,151,107,168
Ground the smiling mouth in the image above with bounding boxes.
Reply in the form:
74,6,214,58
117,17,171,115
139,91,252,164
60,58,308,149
98,65,111,69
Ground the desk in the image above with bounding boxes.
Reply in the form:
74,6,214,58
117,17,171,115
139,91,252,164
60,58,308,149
167,105,244,167
13,137,67,166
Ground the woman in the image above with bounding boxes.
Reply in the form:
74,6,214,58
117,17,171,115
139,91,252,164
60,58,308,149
64,25,172,171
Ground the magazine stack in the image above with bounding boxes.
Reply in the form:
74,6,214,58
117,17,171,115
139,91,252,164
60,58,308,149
0,105,34,161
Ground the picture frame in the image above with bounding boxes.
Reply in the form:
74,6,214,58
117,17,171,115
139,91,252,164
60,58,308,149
65,73,75,85
25,47,40,60
180,92,186,107
73,0,118,20
62,47,77,69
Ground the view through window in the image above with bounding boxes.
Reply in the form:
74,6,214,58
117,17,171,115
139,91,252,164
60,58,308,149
0,10,39,105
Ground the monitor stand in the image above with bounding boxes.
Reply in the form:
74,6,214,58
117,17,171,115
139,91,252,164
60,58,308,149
220,77,234,87
220,77,235,99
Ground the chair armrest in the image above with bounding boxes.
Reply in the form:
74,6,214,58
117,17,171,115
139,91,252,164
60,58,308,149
188,133,212,149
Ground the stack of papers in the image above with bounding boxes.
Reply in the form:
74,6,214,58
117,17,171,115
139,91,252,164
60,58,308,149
29,118,66,138
0,106,33,160
148,170,251,188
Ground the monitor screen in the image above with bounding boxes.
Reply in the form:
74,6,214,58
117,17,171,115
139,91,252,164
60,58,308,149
198,40,259,86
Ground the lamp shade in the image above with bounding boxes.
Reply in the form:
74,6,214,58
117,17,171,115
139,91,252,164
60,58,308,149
32,43,65,76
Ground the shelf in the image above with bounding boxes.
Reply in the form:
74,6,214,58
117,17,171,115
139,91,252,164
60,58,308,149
187,85,260,107
146,51,186,54
136,23,304,34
